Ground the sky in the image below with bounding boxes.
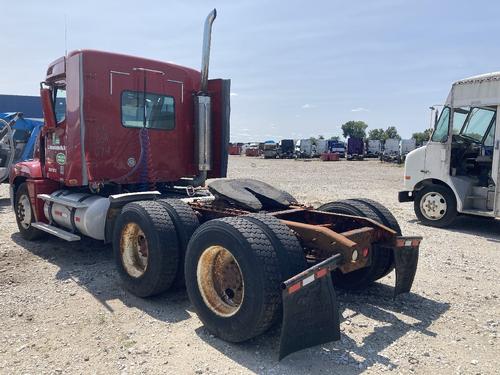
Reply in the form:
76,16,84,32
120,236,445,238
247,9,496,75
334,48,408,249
1,0,500,141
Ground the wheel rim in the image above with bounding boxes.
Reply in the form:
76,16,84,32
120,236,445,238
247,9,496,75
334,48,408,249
17,194,32,229
120,223,149,278
420,191,447,220
197,245,244,317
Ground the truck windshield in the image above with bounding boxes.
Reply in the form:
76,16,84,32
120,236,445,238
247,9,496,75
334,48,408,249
460,107,495,142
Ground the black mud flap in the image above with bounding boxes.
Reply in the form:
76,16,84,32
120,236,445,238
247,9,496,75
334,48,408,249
279,255,342,360
393,237,421,297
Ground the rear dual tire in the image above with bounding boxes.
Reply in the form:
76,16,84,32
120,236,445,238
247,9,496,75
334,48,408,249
317,198,401,290
185,215,307,343
113,199,200,297
113,201,180,297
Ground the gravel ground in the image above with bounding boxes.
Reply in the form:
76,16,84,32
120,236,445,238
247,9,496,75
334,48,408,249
0,156,498,374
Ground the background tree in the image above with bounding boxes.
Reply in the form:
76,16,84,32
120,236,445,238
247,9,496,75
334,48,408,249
368,128,385,140
384,126,401,140
329,135,340,141
412,128,433,146
341,121,368,139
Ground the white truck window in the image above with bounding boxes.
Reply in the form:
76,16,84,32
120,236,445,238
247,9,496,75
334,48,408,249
452,108,468,134
461,108,495,142
431,107,449,142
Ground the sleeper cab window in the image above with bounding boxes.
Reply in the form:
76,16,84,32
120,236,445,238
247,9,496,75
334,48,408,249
121,90,175,130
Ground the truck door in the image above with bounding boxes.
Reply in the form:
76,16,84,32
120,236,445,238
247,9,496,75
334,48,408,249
130,68,189,183
93,64,190,184
424,107,450,179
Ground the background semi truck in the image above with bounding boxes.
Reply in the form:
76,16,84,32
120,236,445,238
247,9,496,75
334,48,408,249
347,137,364,160
8,9,421,359
366,139,381,158
327,139,345,158
400,72,499,227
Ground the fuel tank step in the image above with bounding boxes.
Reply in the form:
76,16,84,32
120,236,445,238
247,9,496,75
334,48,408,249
31,222,81,242
37,194,89,209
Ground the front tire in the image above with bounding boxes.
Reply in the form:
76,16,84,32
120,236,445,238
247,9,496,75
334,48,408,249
14,182,45,241
414,184,457,227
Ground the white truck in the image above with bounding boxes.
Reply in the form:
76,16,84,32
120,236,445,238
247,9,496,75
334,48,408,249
399,72,498,227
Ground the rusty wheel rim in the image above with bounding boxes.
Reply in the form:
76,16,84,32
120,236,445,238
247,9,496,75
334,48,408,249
197,245,244,317
120,223,149,278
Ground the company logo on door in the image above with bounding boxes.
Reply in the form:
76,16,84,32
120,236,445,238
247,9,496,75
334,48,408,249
56,153,66,165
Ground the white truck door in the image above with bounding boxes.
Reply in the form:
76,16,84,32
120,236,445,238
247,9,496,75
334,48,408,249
424,107,450,180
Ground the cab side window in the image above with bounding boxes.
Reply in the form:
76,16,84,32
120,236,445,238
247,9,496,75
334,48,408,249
54,86,67,123
121,91,175,130
431,107,450,143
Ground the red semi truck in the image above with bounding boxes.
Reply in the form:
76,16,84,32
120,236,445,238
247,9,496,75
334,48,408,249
9,10,421,359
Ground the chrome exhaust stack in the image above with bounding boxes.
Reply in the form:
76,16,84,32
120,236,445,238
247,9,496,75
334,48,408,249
194,9,217,174
200,8,217,94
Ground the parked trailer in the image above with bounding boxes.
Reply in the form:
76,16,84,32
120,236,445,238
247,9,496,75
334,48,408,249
366,139,381,158
228,143,242,155
9,10,421,359
263,141,278,159
316,139,328,155
399,138,416,159
326,139,345,158
298,139,315,158
320,152,340,161
245,143,260,157
278,139,296,158
380,138,400,163
347,137,364,160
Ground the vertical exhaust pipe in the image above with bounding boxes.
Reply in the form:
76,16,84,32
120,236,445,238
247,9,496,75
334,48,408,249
200,8,217,93
194,9,217,176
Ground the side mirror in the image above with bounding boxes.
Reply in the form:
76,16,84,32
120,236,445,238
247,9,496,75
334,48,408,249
40,88,56,130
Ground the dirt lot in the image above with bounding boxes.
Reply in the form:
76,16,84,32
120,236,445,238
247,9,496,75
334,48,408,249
0,156,498,374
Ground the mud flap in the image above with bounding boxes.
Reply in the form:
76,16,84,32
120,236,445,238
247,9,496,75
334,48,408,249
393,237,421,297
279,255,342,360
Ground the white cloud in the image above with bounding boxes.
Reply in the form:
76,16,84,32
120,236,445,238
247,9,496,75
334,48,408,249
301,103,317,109
230,92,238,97
351,107,369,112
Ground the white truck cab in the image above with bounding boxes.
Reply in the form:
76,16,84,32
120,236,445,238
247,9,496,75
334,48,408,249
399,72,499,227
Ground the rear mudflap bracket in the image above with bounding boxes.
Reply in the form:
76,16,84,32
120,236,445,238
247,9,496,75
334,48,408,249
278,236,422,359
392,236,422,297
279,254,342,360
